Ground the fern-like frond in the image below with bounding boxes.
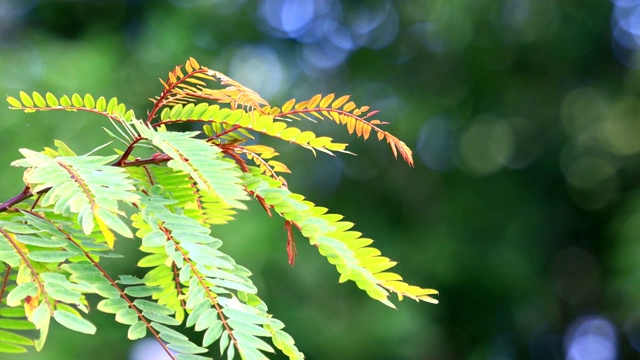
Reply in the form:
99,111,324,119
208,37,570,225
134,120,249,210
126,163,236,226
6,92,135,123
11,149,139,248
266,94,414,166
149,57,268,123
1,57,431,359
157,104,350,156
1,211,183,358
239,144,291,180
133,193,303,359
241,167,438,307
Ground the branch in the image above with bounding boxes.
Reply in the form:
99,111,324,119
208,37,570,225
0,186,35,212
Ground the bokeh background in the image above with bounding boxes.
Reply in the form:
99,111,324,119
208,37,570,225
1,0,640,359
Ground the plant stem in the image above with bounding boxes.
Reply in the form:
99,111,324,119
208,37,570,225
0,186,33,212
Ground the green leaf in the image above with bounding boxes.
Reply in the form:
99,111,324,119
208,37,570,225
0,319,35,330
152,322,190,343
45,283,81,303
170,104,183,119
6,282,38,307
32,92,46,107
0,342,28,354
222,307,270,326
127,321,147,340
0,238,21,267
15,234,66,248
33,316,50,351
0,308,25,318
53,310,96,335
137,253,167,268
176,354,211,360
107,97,118,114
115,308,138,325
19,91,33,107
96,96,106,111
194,308,218,332
202,320,224,347
0,329,34,346
6,96,22,108
84,94,95,108
142,310,180,326
167,342,208,355
97,298,129,314
45,92,59,107
28,250,71,263
133,299,174,315
234,332,274,352
95,208,133,238
71,93,83,107
124,285,161,297
31,302,50,330
60,95,71,107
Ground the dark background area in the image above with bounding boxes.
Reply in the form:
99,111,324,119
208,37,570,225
1,0,639,359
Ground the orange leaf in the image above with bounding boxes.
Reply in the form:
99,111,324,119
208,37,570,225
346,118,355,134
319,93,335,107
332,95,350,109
285,220,297,266
362,124,372,140
343,101,356,112
355,121,364,137
388,137,398,159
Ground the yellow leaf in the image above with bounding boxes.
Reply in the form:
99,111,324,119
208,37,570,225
293,131,316,144
280,127,301,141
281,98,296,113
294,100,309,110
185,78,207,86
96,215,116,249
189,57,200,70
175,66,184,78
266,121,288,136
307,94,322,109
268,160,291,173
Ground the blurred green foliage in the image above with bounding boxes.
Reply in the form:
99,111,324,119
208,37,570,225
2,0,640,359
